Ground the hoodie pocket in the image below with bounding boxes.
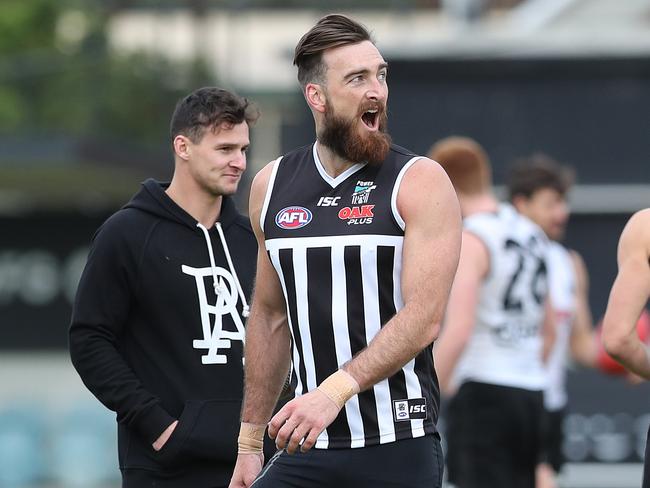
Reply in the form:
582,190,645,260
155,399,241,468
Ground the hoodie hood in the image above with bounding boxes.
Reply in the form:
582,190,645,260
124,178,251,317
124,178,240,232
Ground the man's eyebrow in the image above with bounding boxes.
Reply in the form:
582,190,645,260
343,62,389,80
214,143,246,149
343,68,369,80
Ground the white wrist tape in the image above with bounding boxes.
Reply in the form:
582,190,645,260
237,422,266,454
317,370,360,410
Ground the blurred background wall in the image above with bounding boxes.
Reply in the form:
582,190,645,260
0,1,648,486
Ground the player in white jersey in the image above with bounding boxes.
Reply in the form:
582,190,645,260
602,209,650,488
507,156,598,488
429,137,555,488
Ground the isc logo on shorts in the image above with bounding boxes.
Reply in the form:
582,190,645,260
275,206,312,229
392,398,427,422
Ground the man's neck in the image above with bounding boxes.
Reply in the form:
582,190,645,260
166,177,223,228
461,192,499,218
315,141,358,179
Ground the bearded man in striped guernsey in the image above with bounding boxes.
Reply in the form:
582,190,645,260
229,14,461,488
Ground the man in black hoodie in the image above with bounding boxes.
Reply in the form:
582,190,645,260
70,87,261,487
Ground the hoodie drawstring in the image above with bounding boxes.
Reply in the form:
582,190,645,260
196,222,251,318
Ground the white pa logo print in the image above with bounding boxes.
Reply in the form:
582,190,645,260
182,264,245,365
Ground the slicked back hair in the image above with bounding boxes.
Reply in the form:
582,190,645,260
507,154,575,201
428,136,492,196
170,87,259,145
293,14,373,88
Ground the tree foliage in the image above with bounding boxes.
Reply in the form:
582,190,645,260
0,0,213,145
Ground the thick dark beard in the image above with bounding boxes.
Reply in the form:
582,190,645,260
319,107,391,166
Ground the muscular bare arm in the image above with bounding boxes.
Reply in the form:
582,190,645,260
569,250,597,367
242,162,292,424
229,162,292,488
433,231,489,394
602,209,650,380
341,159,462,389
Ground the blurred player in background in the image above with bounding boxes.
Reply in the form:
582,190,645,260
507,156,598,488
430,137,553,488
229,14,461,488
70,87,265,487
602,208,650,488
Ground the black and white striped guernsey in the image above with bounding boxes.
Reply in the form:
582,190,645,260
261,142,439,449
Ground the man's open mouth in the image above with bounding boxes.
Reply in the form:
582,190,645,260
361,109,379,130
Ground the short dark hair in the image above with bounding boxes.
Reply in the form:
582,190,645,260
507,154,575,201
293,14,373,87
170,87,259,144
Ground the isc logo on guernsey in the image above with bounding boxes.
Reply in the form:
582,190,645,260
275,206,313,229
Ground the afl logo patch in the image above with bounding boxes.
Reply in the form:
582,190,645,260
275,206,312,229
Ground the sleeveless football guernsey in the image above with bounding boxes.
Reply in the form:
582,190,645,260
261,142,439,449
453,204,549,391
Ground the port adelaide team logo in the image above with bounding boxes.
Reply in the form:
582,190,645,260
351,181,376,204
276,206,312,229
338,180,377,225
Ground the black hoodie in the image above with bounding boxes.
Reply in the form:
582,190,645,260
69,179,257,486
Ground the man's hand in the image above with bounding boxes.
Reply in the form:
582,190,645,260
535,463,558,488
268,389,341,454
625,370,645,385
228,453,264,488
152,420,178,451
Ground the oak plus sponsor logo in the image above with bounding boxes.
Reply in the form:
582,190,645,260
275,206,312,229
338,205,374,225
351,181,376,205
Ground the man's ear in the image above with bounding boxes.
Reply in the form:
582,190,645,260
305,83,327,114
511,194,527,213
173,135,191,161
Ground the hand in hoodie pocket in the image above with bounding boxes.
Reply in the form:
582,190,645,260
155,399,241,468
